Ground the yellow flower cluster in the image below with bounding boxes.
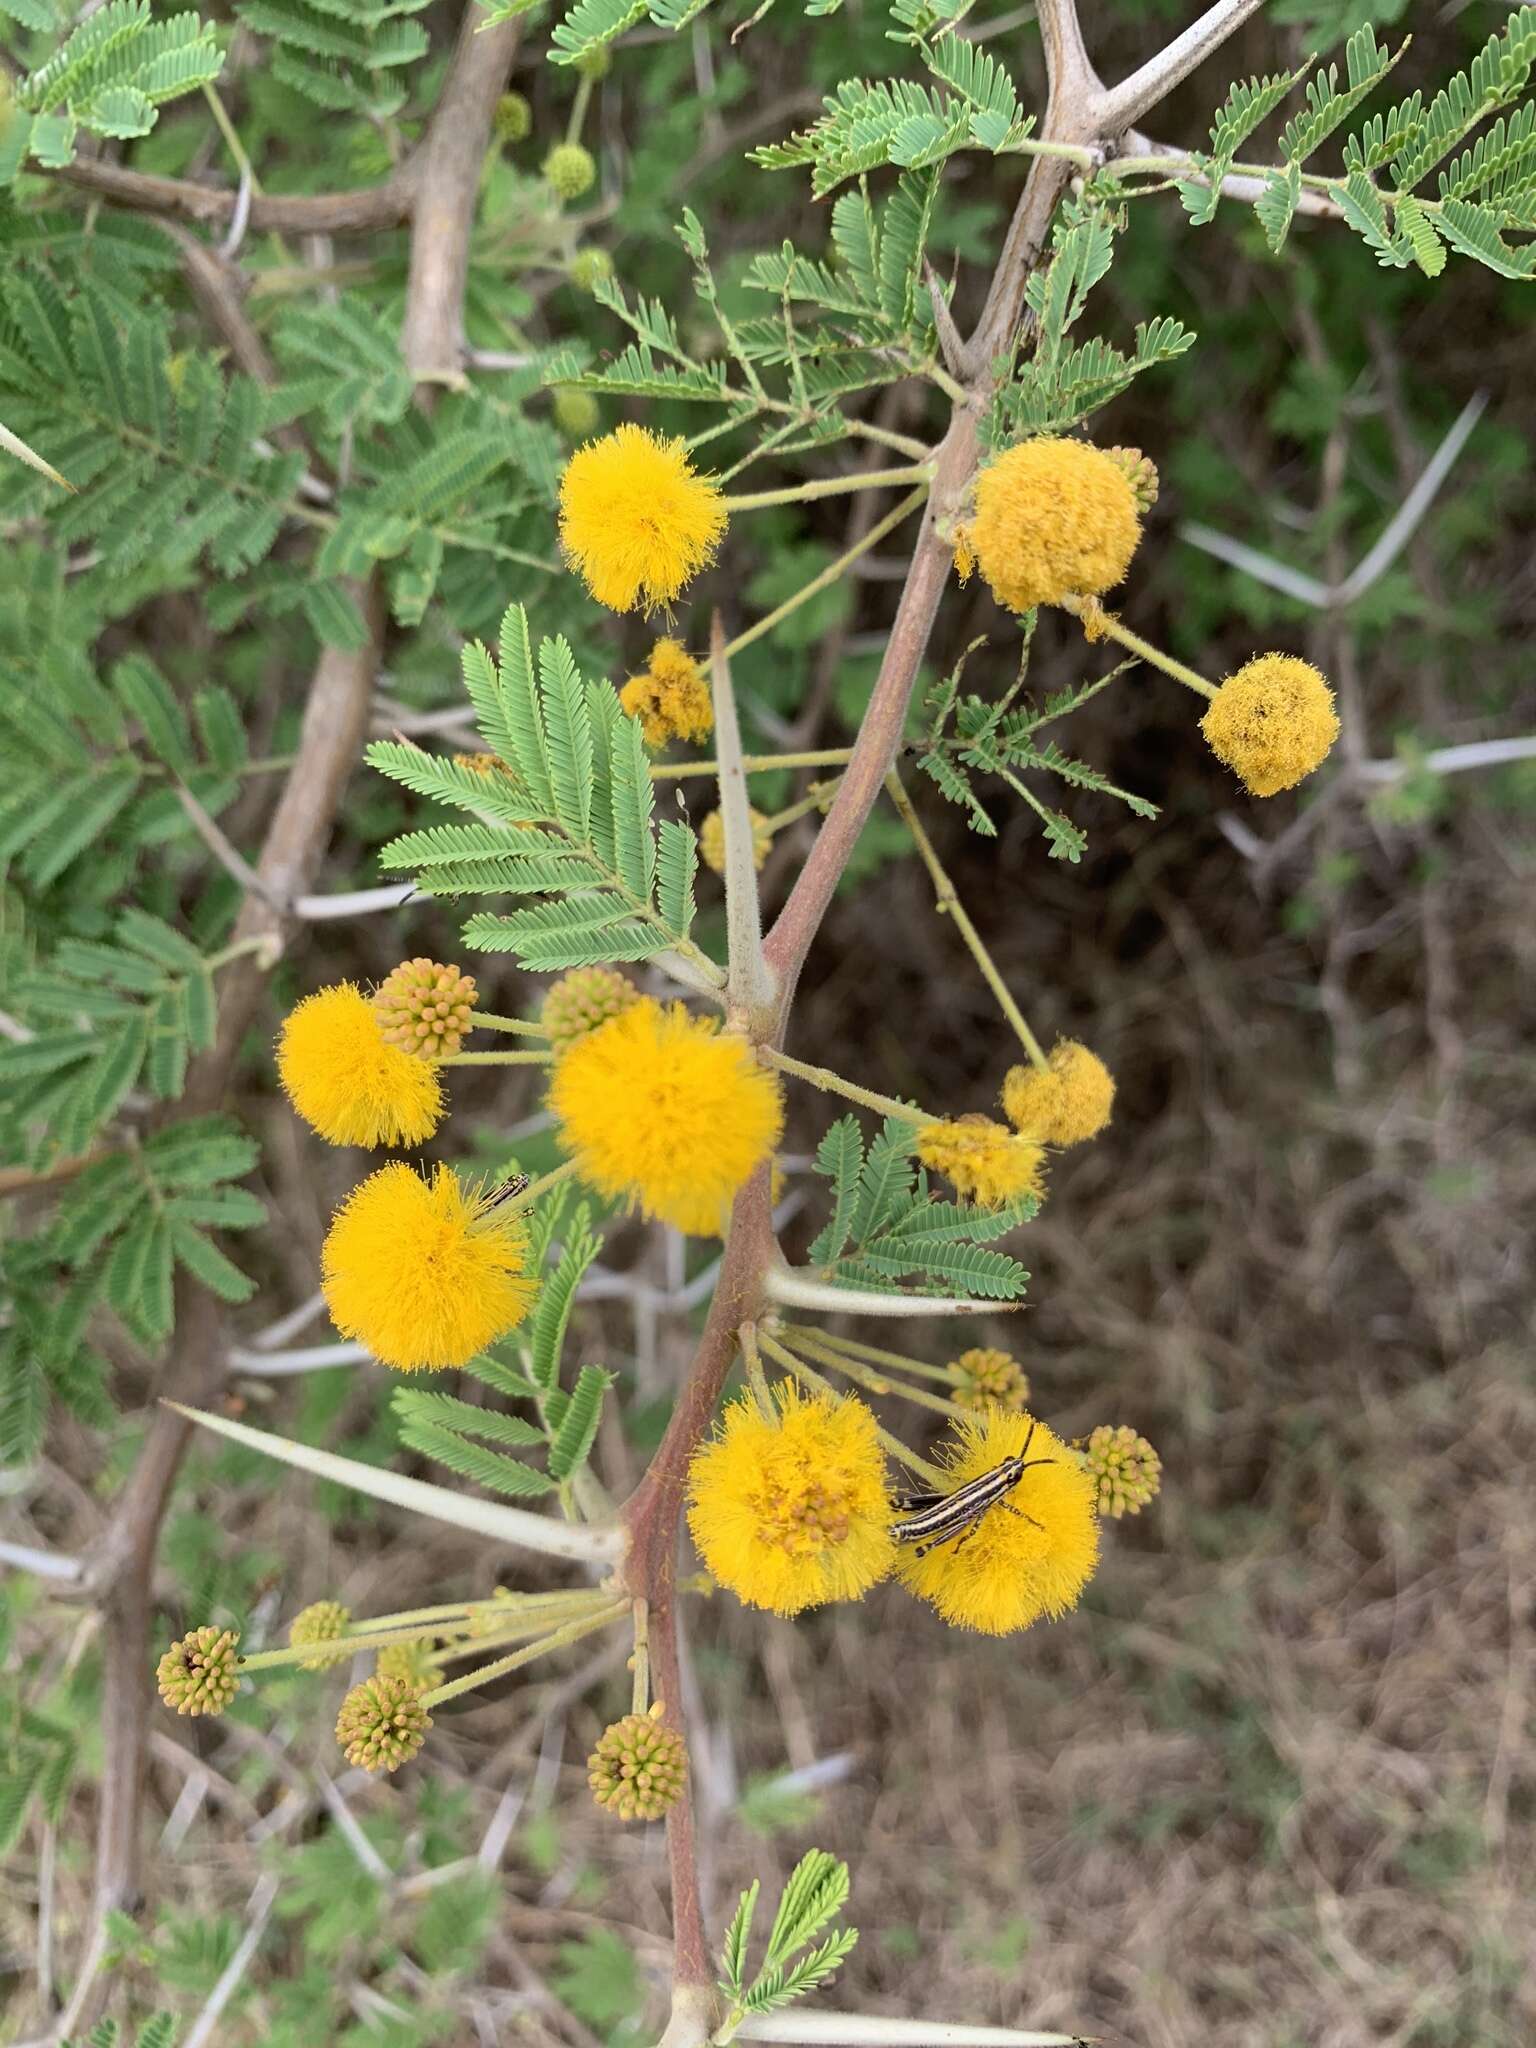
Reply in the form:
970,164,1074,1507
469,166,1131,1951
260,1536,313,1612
688,1387,895,1615
289,1600,351,1669
541,964,640,1051
1200,654,1340,796
916,1116,1046,1208
1080,1423,1162,1518
558,425,726,613
587,1702,688,1822
550,998,781,1235
896,1410,1099,1636
277,983,443,1149
968,438,1141,613
376,1639,436,1690
950,1345,1030,1412
373,957,477,1061
336,1674,432,1773
1002,1040,1115,1147
321,1163,537,1371
700,805,772,875
618,638,713,748
156,1626,241,1718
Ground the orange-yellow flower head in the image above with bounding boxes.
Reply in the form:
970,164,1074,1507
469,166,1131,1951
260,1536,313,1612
687,1387,895,1616
970,438,1141,613
549,998,781,1235
1200,654,1340,797
277,983,444,1150
1002,1040,1115,1147
700,805,772,875
916,1116,1046,1209
897,1409,1099,1635
558,425,726,614
321,1163,537,1371
618,639,713,749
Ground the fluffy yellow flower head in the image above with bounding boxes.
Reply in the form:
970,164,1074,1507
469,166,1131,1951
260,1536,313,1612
618,638,714,748
559,424,726,613
687,1388,895,1616
1002,1040,1115,1147
897,1410,1099,1635
700,805,772,875
277,983,444,1149
1200,654,1340,797
970,438,1141,613
916,1116,1046,1209
321,1164,537,1371
550,998,782,1235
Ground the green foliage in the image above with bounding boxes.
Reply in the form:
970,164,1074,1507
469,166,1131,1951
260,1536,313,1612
4,2,222,175
0,1701,74,1855
234,0,432,118
718,1850,859,2029
391,1180,611,1499
371,603,713,975
913,632,1157,855
808,1115,1031,1300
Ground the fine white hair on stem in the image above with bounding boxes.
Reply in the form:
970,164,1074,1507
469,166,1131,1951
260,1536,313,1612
763,1266,1015,1319
710,613,778,1019
733,2014,1088,2046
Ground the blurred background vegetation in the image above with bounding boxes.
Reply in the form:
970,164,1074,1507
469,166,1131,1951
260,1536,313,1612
2,0,1533,2042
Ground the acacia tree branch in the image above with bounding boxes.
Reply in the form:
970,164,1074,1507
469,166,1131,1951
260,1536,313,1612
401,10,522,387
54,155,418,232
1094,0,1272,136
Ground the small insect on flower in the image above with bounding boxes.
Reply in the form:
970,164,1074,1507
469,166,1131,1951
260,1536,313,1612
1200,654,1340,796
558,424,726,614
321,1164,536,1371
619,638,713,749
916,1116,1046,1209
277,982,444,1149
687,1387,896,1616
896,1410,1098,1636
550,997,781,1235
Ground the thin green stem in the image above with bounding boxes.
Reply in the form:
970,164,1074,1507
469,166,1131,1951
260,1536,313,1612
722,463,935,513
419,1601,628,1710
1062,597,1218,701
201,83,262,194
738,1323,778,1421
757,1330,946,1485
884,770,1049,1071
805,1327,960,1386
205,935,270,973
652,748,853,782
469,1010,549,1038
565,72,594,146
759,1046,932,1127
790,1330,972,1421
720,485,929,662
631,1599,649,1716
439,1048,553,1066
764,780,841,835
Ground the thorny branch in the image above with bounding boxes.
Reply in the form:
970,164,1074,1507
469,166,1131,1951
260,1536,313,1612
621,1,1275,2038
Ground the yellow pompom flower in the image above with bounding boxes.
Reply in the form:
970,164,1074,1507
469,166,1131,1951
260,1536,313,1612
1002,1040,1115,1147
916,1116,1046,1209
373,958,477,1061
687,1388,895,1616
1200,654,1340,797
970,438,1141,614
550,998,781,1235
277,983,443,1149
700,805,772,875
336,1674,431,1774
951,1346,1029,1412
156,1626,241,1717
321,1164,537,1371
587,1702,688,1822
897,1410,1099,1636
618,638,714,748
558,424,726,613
289,1600,351,1669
